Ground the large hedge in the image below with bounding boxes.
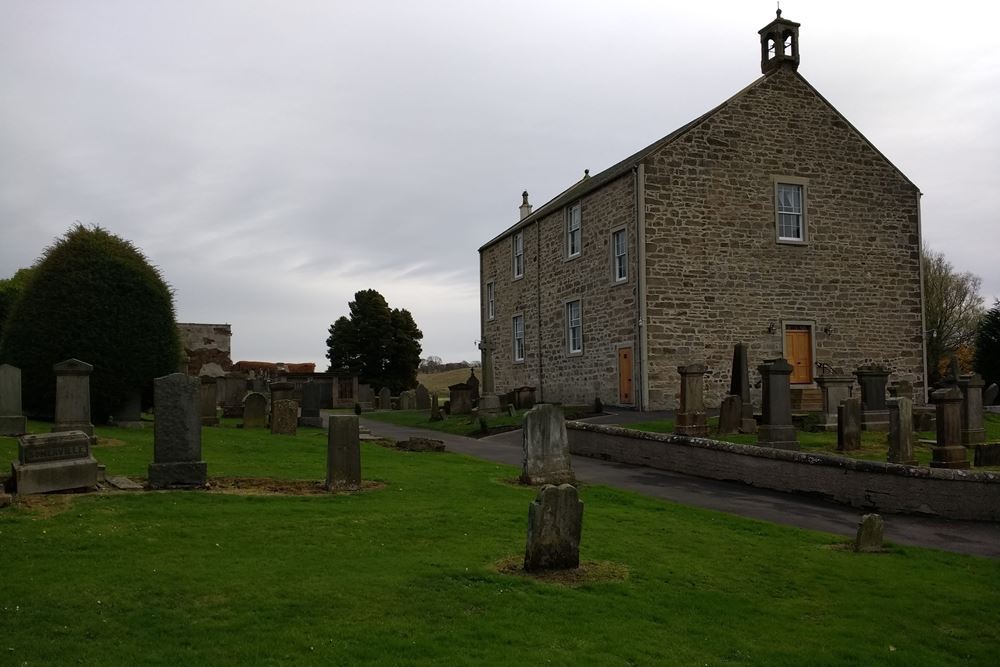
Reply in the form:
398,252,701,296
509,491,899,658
974,301,1000,396
0,225,181,421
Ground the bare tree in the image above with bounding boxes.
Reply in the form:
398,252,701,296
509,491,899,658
923,243,983,383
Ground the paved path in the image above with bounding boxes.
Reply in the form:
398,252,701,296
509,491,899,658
361,416,1000,559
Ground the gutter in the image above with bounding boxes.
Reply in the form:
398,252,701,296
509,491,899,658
636,163,650,410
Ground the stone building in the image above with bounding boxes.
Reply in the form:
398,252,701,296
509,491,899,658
479,12,926,411
177,322,232,376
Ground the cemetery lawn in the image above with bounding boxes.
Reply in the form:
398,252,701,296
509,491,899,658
1,423,998,666
365,406,595,438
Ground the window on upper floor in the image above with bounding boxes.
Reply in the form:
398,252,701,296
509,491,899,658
512,314,525,362
566,299,582,354
485,281,495,320
775,180,807,243
512,232,524,279
611,228,627,282
566,203,581,258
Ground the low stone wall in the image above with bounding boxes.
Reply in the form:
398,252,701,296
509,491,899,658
567,422,1000,522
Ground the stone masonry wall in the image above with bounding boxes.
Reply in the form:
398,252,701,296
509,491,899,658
178,323,233,376
641,67,923,409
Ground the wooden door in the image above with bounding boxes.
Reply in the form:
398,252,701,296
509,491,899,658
785,326,812,384
618,347,633,404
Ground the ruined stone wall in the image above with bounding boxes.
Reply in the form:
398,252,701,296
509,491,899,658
178,323,233,376
641,67,923,409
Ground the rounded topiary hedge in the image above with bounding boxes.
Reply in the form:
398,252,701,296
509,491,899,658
0,225,181,421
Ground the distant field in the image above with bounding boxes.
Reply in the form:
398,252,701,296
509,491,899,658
417,367,477,395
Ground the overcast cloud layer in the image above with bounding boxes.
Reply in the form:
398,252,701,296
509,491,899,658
2,0,998,366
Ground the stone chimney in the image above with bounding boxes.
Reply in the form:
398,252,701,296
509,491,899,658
519,191,532,220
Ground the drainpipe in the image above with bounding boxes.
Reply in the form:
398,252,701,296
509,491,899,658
916,191,928,404
635,163,649,410
535,218,544,401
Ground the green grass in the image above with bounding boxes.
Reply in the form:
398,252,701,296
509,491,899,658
1,421,998,666
364,408,527,437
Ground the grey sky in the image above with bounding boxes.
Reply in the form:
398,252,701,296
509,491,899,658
2,1,997,366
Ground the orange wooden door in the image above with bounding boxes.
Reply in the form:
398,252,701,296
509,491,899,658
618,347,633,404
785,328,812,384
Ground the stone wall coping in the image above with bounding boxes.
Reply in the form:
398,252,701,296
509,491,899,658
566,421,1000,484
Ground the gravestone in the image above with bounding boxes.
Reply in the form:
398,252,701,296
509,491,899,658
270,399,298,435
815,374,854,432
242,392,267,428
378,386,392,411
326,415,361,490
0,364,27,436
888,379,913,400
113,391,144,429
449,383,473,415
854,367,889,431
717,394,742,435
429,393,443,421
930,386,969,469
973,444,1000,467
357,384,374,410
51,358,95,441
149,373,207,488
674,363,708,437
524,484,583,572
514,386,536,410
757,359,798,449
399,390,416,410
887,397,916,465
853,514,884,553
269,381,294,405
957,373,986,446
984,383,999,407
219,372,248,417
520,403,575,485
415,384,431,410
479,392,501,417
507,403,516,417
11,431,98,495
466,368,480,403
200,376,219,427
478,338,500,416
729,343,756,433
299,381,323,427
837,398,861,452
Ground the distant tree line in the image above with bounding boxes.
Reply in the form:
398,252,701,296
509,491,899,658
418,356,479,374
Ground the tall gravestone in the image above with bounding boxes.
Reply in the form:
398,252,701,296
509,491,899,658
415,384,431,410
357,384,373,410
957,373,986,446
520,403,575,485
930,386,969,469
477,339,500,416
675,363,708,437
757,358,798,449
429,393,443,421
837,397,861,452
853,514,885,553
730,343,756,433
219,372,248,417
271,399,298,435
149,373,207,488
113,391,144,429
524,484,583,572
887,397,916,465
326,415,361,490
399,390,416,410
815,373,854,432
449,383,473,414
299,381,323,427
242,392,267,428
378,386,392,410
200,376,219,426
854,367,889,431
52,358,95,441
11,431,99,494
717,395,742,435
0,364,27,436
466,368,480,403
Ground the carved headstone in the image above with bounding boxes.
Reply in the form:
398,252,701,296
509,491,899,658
357,384,373,410
149,373,207,488
853,514,884,553
270,399,298,435
218,372,248,418
51,358,95,440
524,484,583,572
242,392,267,428
299,381,323,427
930,386,969,469
984,383,999,407
479,393,501,417
815,375,854,432
0,364,27,436
415,384,431,410
717,394,742,435
11,431,98,495
957,373,986,446
837,398,861,452
378,386,392,411
466,368,480,403
520,404,575,485
729,343,756,433
887,397,916,465
429,393,443,421
326,415,361,490
399,390,416,410
674,363,708,437
448,383,473,415
200,376,219,427
854,367,889,431
757,358,798,449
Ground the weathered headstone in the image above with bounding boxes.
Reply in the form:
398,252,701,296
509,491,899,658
514,386,536,410
815,374,854,432
757,358,798,449
357,384,374,410
378,386,392,411
524,484,583,572
854,366,889,431
957,373,986,446
149,373,207,488
0,364,27,436
674,363,708,437
299,380,323,427
242,392,267,428
507,403,516,417
466,368,480,403
837,397,861,452
717,394,742,435
729,343,756,433
520,403,575,485
888,379,913,400
218,372,248,417
984,383,999,407
853,513,885,552
51,358,95,441
11,431,98,494
415,384,431,410
200,376,219,427
326,415,361,490
429,393,443,421
449,383,473,415
973,444,1000,467
269,380,294,404
479,393,501,417
930,386,969,469
887,397,916,465
113,391,144,429
270,399,298,435
399,390,416,410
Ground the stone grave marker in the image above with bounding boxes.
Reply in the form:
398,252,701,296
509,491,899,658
243,392,267,428
887,397,916,465
837,398,861,451
984,383,999,407
957,373,986,446
11,431,99,495
219,372,248,417
269,381,294,404
0,363,27,436
52,358,95,441
429,393,443,421
524,484,583,572
271,399,298,435
888,379,913,400
200,376,219,427
816,373,853,432
854,366,889,431
299,381,323,427
853,514,884,552
415,384,431,410
357,384,373,410
973,444,1000,467
479,393,501,417
930,386,969,469
326,415,361,490
113,391,144,429
378,386,392,410
466,368,480,403
717,394,742,435
757,359,798,449
399,390,416,410
674,363,708,437
149,373,207,488
449,383,473,414
520,403,575,485
730,343,756,434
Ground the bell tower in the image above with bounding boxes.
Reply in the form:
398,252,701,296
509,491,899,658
758,9,800,74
